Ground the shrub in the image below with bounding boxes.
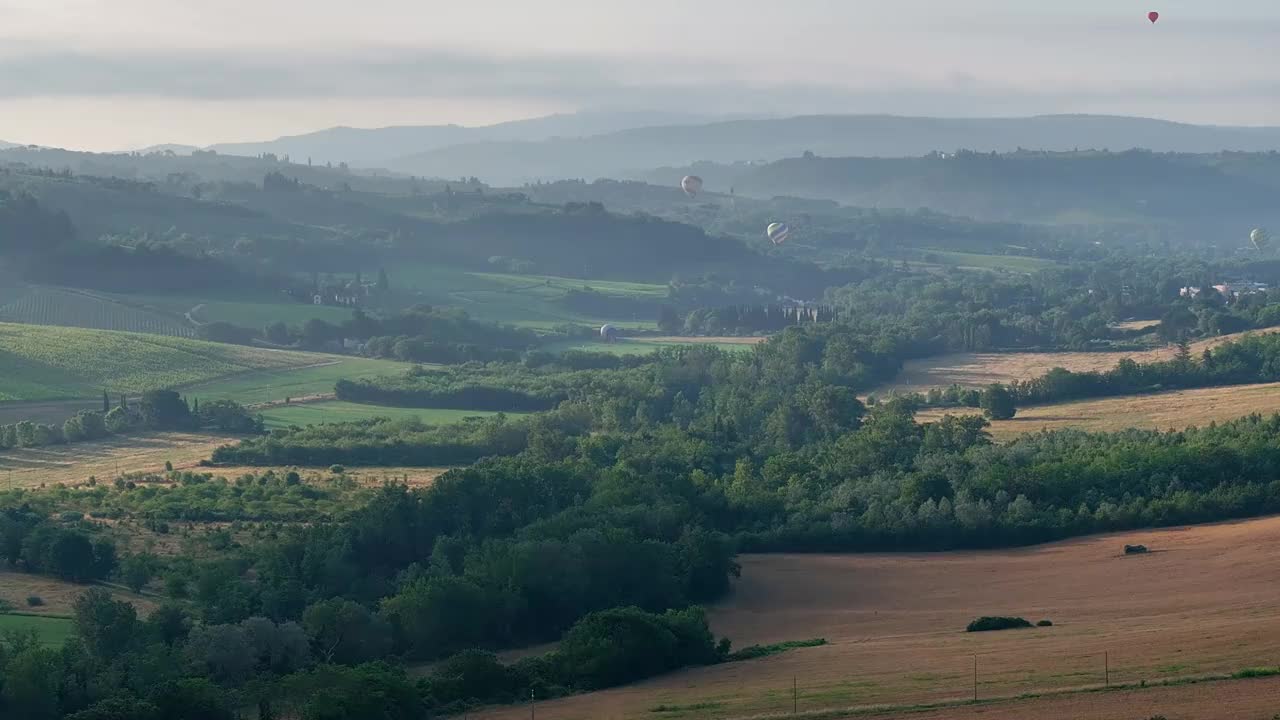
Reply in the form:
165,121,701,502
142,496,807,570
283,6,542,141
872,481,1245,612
727,638,827,661
1232,667,1280,679
329,465,346,475
966,616,1033,632
1036,619,1053,627
27,595,45,607
1124,544,1149,555
0,598,13,613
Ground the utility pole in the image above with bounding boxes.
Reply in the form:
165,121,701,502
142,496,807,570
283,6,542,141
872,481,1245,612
793,675,798,714
973,655,978,702
1105,651,1110,688
530,689,535,720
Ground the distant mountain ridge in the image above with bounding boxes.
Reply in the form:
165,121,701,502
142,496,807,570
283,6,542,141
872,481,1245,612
206,110,746,167
389,114,1280,185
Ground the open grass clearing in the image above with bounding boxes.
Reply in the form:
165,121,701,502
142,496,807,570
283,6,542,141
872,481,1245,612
1112,319,1161,332
872,327,1280,396
0,571,159,619
926,250,1061,274
917,381,1280,440
388,263,663,330
258,401,525,429
474,515,1280,719
0,432,237,489
181,356,410,406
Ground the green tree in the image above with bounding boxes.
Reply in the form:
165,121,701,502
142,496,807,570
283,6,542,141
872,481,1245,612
121,552,156,593
302,598,392,665
140,390,192,430
72,588,139,660
980,383,1017,420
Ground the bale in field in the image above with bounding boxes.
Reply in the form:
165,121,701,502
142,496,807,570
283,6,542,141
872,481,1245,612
1124,544,1149,555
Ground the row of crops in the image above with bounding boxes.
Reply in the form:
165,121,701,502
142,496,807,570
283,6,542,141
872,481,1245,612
0,286,195,337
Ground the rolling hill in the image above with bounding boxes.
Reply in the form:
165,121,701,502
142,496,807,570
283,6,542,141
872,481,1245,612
0,322,327,402
208,110,739,167
391,114,1280,184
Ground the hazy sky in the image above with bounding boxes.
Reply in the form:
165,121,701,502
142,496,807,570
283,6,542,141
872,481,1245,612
1,0,1277,150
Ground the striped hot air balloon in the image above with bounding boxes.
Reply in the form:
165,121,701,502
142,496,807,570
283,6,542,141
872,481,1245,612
680,175,703,197
766,222,791,245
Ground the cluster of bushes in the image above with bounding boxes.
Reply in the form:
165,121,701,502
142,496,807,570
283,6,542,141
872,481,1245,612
0,392,260,453
211,413,538,466
421,606,724,713
0,507,117,582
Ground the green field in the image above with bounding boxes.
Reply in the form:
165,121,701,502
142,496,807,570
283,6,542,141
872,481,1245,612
387,263,665,330
259,401,523,429
927,250,1060,273
195,300,354,327
184,357,410,405
111,292,355,328
0,286,193,337
0,614,74,647
0,322,332,402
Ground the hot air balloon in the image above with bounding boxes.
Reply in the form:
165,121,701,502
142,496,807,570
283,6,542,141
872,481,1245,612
680,175,703,197
766,222,791,245
600,324,618,343
1148,11,1159,23
1251,228,1270,251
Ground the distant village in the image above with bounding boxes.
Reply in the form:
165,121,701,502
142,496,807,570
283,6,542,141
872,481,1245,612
1179,281,1270,301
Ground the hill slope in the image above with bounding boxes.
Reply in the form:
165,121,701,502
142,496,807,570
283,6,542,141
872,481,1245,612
392,114,1280,184
0,322,327,401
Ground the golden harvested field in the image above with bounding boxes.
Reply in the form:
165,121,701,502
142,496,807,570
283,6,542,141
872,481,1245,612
0,434,455,490
0,432,237,488
873,327,1280,396
916,381,1280,440
1112,319,1161,332
476,516,1280,720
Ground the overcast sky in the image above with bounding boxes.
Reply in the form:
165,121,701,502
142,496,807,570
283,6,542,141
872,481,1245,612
1,0,1277,150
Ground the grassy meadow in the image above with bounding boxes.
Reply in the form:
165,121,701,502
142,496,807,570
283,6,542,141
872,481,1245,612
0,322,326,402
387,263,666,330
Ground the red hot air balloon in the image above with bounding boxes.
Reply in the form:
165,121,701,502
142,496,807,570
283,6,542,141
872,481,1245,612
1148,11,1159,23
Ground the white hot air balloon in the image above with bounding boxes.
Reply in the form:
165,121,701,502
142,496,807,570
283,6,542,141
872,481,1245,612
766,222,791,245
680,175,703,197
600,324,618,343
1250,228,1270,251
